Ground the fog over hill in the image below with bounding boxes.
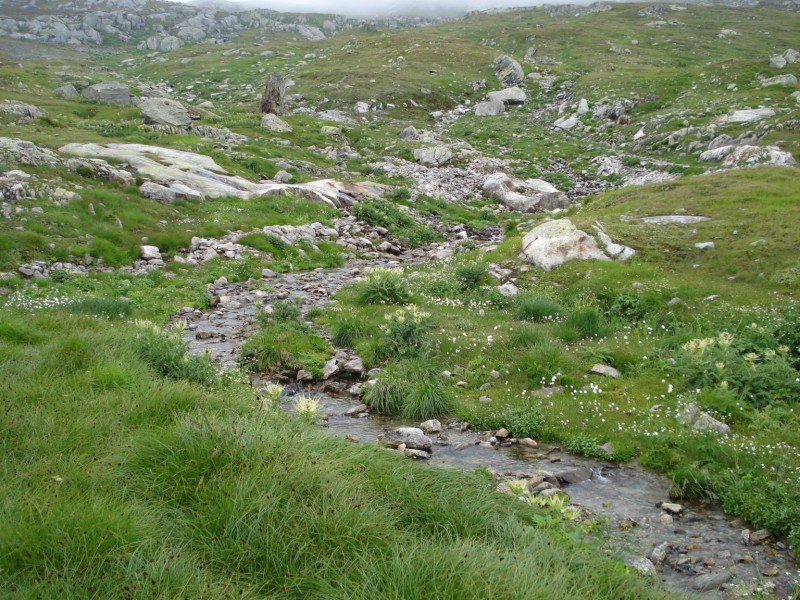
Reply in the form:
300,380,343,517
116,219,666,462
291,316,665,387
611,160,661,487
182,0,568,17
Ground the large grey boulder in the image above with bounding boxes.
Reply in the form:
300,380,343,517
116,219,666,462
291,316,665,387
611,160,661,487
261,113,293,133
493,54,525,87
139,97,192,128
760,74,797,87
474,100,505,117
488,86,527,105
521,218,634,271
0,101,47,120
54,84,79,99
81,81,133,105
413,146,453,167
482,173,569,213
699,145,795,167
378,427,433,451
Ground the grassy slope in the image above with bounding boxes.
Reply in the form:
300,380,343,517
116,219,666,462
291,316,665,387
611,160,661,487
0,310,678,599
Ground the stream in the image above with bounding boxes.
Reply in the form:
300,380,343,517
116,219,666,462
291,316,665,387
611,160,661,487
173,245,799,600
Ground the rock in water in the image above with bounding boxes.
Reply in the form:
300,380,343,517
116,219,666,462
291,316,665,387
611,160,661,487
260,72,286,116
493,54,525,87
378,427,433,451
139,97,192,128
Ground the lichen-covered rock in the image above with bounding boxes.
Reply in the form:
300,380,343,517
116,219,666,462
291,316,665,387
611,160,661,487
520,218,611,270
699,145,795,167
261,114,293,133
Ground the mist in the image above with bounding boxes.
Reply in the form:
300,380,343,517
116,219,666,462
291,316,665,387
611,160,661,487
181,0,563,18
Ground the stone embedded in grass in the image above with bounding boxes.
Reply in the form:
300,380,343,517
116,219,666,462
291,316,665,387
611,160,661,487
139,97,192,128
261,114,293,133
474,100,505,117
699,145,795,167
139,182,176,204
81,81,133,105
139,245,161,261
321,125,342,136
695,242,715,250
625,556,657,578
589,364,621,379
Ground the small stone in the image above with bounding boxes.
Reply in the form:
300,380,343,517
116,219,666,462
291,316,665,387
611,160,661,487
346,404,368,416
760,566,779,577
140,245,161,260
479,396,493,403
403,448,431,460
518,438,538,449
495,428,509,439
657,513,674,525
695,242,715,250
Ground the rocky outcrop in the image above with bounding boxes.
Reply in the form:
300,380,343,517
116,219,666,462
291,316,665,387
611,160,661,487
716,108,775,124
482,173,569,213
59,142,388,208
699,145,795,167
0,137,60,167
520,218,634,271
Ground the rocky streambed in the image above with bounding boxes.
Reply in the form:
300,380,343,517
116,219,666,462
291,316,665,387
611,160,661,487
173,247,799,600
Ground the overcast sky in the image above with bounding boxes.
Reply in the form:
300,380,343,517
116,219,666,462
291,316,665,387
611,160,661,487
183,0,561,17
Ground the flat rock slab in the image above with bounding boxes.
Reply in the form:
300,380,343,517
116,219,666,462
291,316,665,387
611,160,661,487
58,142,387,208
641,215,710,225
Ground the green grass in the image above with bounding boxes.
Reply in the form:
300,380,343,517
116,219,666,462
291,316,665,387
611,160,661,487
0,309,678,599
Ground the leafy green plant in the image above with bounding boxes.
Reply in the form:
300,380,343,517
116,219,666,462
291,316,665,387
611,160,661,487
379,306,432,358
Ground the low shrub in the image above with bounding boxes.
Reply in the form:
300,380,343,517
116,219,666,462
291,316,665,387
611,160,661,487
515,295,564,322
136,323,216,385
557,307,610,342
355,268,412,305
508,324,548,349
455,260,489,291
330,312,373,347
